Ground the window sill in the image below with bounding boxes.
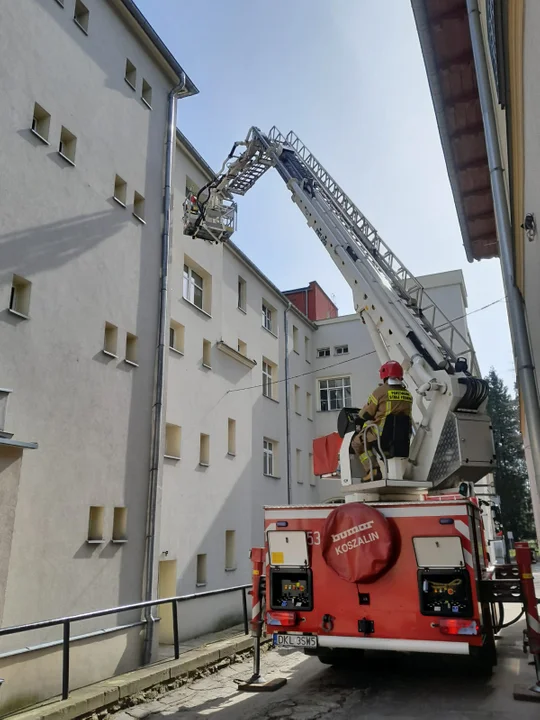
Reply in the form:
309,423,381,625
225,567,237,572
86,539,103,545
294,350,300,355
262,326,278,339
295,412,302,417
169,347,184,356
227,452,236,458
141,97,153,110
132,213,146,225
112,539,128,544
164,455,181,461
7,309,29,320
196,583,207,588
237,305,247,314
308,417,313,422
74,19,88,35
58,151,76,167
102,350,118,359
124,359,139,367
113,196,127,208
30,128,50,145
263,474,281,480
125,78,136,91
199,462,209,468
217,341,257,369
201,363,212,370
263,395,279,404
182,296,212,318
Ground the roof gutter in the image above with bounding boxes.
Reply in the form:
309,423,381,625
411,0,475,262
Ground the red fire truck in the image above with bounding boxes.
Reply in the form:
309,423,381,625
183,126,540,697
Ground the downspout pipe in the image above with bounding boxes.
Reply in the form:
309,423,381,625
466,0,540,509
143,74,187,666
284,303,293,505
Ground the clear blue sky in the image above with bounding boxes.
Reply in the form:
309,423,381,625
137,0,515,388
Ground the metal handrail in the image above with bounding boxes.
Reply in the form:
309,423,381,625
0,583,250,702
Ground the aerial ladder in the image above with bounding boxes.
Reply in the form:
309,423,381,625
183,126,494,496
183,127,539,698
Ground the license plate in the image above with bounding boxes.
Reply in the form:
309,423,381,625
273,633,318,649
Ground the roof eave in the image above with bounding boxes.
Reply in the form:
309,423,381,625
411,0,475,263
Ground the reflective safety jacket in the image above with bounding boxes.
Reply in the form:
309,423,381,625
360,382,413,430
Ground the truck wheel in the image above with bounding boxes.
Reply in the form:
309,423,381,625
469,637,497,676
305,648,365,667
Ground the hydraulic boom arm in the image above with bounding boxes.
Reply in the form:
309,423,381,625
183,127,493,489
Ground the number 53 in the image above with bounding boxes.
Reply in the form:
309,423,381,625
307,531,321,545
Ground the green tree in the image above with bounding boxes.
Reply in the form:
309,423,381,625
486,368,535,539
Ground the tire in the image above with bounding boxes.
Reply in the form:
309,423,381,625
305,647,365,667
469,636,497,676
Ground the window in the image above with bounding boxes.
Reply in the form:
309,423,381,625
317,347,330,359
112,507,128,543
202,339,212,368
262,301,275,334
8,275,31,317
334,344,349,356
59,126,77,164
296,449,302,484
262,359,276,400
87,506,104,543
183,264,204,310
294,384,301,415
113,175,127,206
125,333,138,365
263,438,276,477
237,339,247,356
228,418,236,456
55,0,65,6
225,530,236,570
186,176,199,198
169,321,185,354
125,59,137,90
199,433,210,466
292,326,299,353
196,554,207,586
31,103,50,142
141,79,153,108
165,423,181,459
103,322,118,356
237,277,246,312
305,336,310,363
133,192,145,222
309,453,316,486
319,377,352,412
306,392,313,420
74,0,89,33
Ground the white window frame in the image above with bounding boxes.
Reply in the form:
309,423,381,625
334,344,349,356
318,376,352,412
263,438,275,476
317,347,330,359
238,277,247,312
262,302,274,334
262,359,274,399
183,264,204,310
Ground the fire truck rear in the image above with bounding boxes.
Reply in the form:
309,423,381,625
264,499,497,669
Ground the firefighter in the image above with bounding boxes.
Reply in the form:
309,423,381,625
351,360,413,482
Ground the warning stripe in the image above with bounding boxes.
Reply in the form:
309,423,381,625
528,613,540,637
454,519,474,569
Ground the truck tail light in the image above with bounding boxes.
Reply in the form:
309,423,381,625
266,611,297,627
439,618,479,636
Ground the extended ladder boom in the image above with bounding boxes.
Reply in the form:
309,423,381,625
184,127,493,490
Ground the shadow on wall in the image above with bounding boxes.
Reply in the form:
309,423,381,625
0,210,126,284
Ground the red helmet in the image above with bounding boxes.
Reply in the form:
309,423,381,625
379,361,404,381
